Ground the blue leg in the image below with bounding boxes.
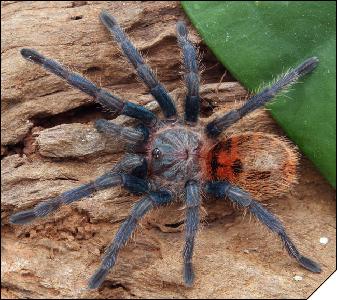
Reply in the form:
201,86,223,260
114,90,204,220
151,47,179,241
10,155,149,225
205,57,319,137
177,21,200,124
20,49,157,126
100,10,177,119
183,180,201,286
206,181,321,273
130,158,148,179
111,154,145,174
88,190,173,289
95,119,147,145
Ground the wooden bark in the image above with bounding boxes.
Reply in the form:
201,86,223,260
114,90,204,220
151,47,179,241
1,1,336,299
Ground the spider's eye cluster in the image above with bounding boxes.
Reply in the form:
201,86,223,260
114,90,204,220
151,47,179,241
152,148,161,159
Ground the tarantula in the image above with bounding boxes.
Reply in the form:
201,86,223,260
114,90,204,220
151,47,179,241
10,10,321,289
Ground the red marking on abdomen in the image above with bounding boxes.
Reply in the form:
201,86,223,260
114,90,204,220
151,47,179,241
203,136,243,182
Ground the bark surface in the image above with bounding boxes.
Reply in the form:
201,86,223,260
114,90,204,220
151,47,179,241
1,1,336,299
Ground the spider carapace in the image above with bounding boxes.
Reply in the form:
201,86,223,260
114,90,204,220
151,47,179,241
10,10,321,290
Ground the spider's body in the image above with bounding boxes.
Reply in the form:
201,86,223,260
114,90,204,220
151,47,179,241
203,132,298,199
148,122,204,189
146,121,297,200
10,10,321,290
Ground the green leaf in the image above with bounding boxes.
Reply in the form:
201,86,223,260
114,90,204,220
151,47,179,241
182,1,336,188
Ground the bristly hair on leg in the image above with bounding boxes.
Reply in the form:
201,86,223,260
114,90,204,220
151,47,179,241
100,10,177,120
183,180,201,286
205,57,319,138
9,153,149,225
205,181,321,273
20,48,157,126
88,191,173,289
252,65,303,106
176,21,200,125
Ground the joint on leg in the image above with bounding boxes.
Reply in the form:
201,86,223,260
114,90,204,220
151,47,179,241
130,157,148,178
205,110,241,138
205,181,231,199
185,180,200,208
150,85,177,119
95,119,145,144
93,173,123,191
112,154,145,174
121,174,150,194
121,102,157,127
149,190,172,206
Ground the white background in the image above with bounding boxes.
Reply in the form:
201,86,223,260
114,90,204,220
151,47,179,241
309,271,337,299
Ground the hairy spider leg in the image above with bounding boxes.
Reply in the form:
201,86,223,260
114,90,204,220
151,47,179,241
183,180,201,286
206,57,319,138
88,190,173,289
100,10,177,120
176,21,200,124
95,119,147,144
206,181,322,273
20,48,157,126
95,119,150,153
10,155,149,225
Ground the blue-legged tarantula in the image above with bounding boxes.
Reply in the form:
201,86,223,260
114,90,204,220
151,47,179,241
10,10,321,289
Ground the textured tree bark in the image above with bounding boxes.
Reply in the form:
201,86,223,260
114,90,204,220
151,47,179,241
1,1,336,299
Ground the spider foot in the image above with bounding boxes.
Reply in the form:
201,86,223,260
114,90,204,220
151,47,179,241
88,267,109,289
21,48,44,64
298,255,322,273
184,262,195,287
10,209,36,225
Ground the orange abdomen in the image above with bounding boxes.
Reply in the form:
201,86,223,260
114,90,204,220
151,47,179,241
204,136,244,182
201,133,298,200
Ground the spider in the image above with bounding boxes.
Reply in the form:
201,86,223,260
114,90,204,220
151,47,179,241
10,10,321,289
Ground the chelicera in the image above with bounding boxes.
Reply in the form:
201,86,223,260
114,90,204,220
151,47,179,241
10,10,321,289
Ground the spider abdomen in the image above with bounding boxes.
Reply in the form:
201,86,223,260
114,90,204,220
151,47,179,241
202,132,299,199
